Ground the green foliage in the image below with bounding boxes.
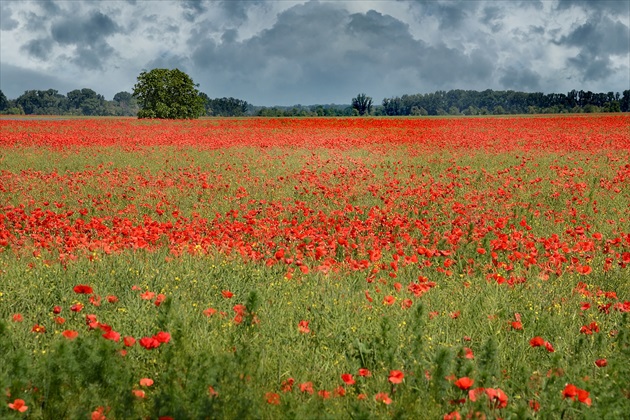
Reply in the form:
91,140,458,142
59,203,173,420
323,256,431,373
133,68,205,119
352,93,373,116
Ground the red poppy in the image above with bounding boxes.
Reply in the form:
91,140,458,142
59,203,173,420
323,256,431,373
139,337,161,349
318,389,331,399
334,385,346,397
32,324,46,333
153,331,171,343
140,291,155,300
54,316,65,324
102,330,120,342
71,303,84,313
358,368,371,377
454,377,474,390
281,377,294,392
298,320,310,334
388,370,404,384
374,392,392,405
485,388,508,408
204,307,217,317
8,399,28,412
53,306,62,314
463,348,474,359
544,341,555,353
529,336,544,347
132,390,145,398
266,392,280,405
124,336,136,347
222,290,234,299
594,358,607,367
73,284,93,294
12,313,23,322
341,373,355,385
139,378,154,387
511,321,523,330
383,295,395,305
299,382,314,394
107,295,119,303
62,330,79,340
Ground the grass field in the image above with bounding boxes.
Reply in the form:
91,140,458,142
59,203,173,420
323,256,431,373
1,115,629,419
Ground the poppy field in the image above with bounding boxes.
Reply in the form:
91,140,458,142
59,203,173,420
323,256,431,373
1,115,629,419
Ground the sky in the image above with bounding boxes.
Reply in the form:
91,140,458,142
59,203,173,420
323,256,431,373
1,0,629,106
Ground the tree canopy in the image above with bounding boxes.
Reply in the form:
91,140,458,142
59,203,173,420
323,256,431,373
132,68,205,119
352,93,373,116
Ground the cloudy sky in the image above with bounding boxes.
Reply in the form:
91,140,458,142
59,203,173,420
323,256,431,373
1,1,628,105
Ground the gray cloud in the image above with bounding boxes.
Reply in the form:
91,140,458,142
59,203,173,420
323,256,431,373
0,63,75,98
1,0,628,104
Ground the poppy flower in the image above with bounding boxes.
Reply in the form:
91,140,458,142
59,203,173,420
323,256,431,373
32,324,46,333
444,411,461,420
62,330,79,340
511,321,523,330
485,388,508,408
299,382,314,394
298,320,310,334
140,291,155,300
52,306,62,314
221,290,234,299
91,406,108,420
318,389,331,399
73,284,93,294
8,399,28,412
341,373,355,385
71,303,84,313
132,390,145,398
54,316,65,324
124,336,136,347
454,377,474,390
544,341,555,353
139,337,160,349
334,385,346,397
281,377,294,392
102,330,120,342
203,307,217,317
358,368,372,377
107,295,119,303
595,358,607,367
463,348,474,359
139,378,154,387
12,313,23,322
153,331,171,343
374,392,392,405
266,392,280,405
388,370,404,384
529,336,544,347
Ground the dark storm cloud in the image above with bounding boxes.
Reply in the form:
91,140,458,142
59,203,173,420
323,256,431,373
0,2,19,31
556,0,630,14
0,64,75,99
499,66,541,91
188,2,496,104
481,5,503,32
48,11,122,70
38,0,61,15
21,38,54,60
181,0,207,22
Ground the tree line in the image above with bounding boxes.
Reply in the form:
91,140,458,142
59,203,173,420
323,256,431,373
2,86,628,118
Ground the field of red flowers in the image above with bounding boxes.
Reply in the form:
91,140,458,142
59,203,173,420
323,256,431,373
1,115,629,419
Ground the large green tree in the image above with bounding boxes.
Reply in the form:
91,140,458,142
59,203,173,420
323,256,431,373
352,93,373,116
132,68,205,119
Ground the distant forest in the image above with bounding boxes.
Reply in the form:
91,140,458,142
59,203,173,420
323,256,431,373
1,87,629,117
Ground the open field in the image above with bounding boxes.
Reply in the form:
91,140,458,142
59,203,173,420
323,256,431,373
1,115,629,419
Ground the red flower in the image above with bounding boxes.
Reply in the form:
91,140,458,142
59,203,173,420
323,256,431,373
454,377,474,390
562,384,578,399
334,385,346,397
139,337,161,349
266,392,280,405
341,373,355,385
511,321,523,330
8,399,28,412
132,390,145,398
154,294,166,306
53,306,62,314
71,303,84,313
222,290,234,299
73,284,93,294
298,320,310,334
107,295,119,303
153,331,171,343
463,347,474,359
62,330,79,340
595,358,607,367
318,389,331,399
485,388,508,408
383,295,395,305
444,411,461,420
281,377,294,392
358,368,372,377
529,336,544,347
204,307,217,317
374,392,392,405
529,399,540,412
124,336,136,347
32,324,46,333
388,370,404,384
102,330,120,342
139,378,154,387
299,382,314,394
544,341,555,353
12,313,23,322
140,291,155,300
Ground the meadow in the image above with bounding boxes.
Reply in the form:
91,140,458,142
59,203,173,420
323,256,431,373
0,115,629,419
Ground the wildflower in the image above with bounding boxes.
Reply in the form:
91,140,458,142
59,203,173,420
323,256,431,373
454,377,474,390
595,358,607,367
383,295,395,305
91,406,108,420
529,336,544,347
299,382,314,394
266,392,280,405
203,307,217,317
318,389,331,399
71,303,84,313
132,389,145,398
298,320,310,334
62,330,79,340
357,393,367,400
341,373,355,385
529,399,540,412
32,324,46,333
444,411,461,420
154,294,166,306
54,316,65,324
463,348,474,359
334,386,346,397
374,392,392,404
52,306,62,314
12,313,23,322
102,330,120,342
153,331,171,343
8,399,28,412
106,295,119,303
511,321,523,330
73,284,93,294
388,370,404,384
281,377,294,392
485,387,508,408
358,368,372,377
208,386,218,397
221,290,234,299
89,295,102,306
124,336,136,347
140,291,155,300
139,378,154,387
544,341,555,353
139,337,160,349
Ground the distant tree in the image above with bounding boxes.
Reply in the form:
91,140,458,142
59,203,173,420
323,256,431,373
132,68,205,119
207,97,249,116
113,91,139,116
16,89,67,114
352,93,373,116
67,88,107,115
0,90,8,111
